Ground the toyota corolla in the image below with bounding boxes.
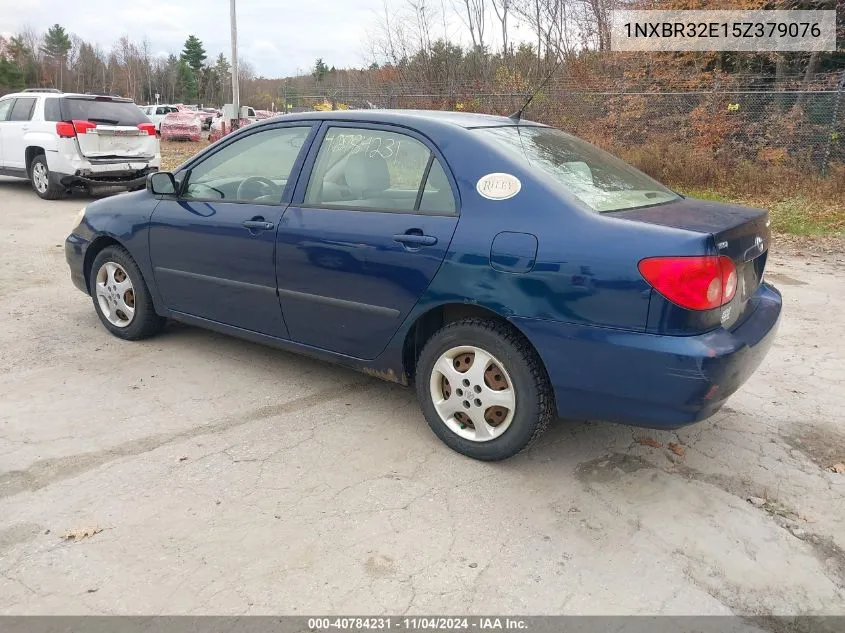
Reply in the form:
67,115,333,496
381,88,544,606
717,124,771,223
65,110,781,460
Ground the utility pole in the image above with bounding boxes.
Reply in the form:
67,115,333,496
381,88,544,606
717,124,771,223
230,0,240,129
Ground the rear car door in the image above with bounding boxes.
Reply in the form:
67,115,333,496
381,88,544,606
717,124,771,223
0,98,14,166
149,122,316,338
277,123,460,359
1,97,37,169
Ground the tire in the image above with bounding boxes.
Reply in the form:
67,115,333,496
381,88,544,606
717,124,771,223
415,318,554,461
29,154,64,200
89,245,165,341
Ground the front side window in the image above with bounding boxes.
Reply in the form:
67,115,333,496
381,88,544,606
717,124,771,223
476,126,680,213
0,99,12,121
183,126,311,203
9,98,36,122
305,126,455,214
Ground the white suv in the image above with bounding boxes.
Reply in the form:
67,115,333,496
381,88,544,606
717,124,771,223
138,104,178,133
0,89,161,199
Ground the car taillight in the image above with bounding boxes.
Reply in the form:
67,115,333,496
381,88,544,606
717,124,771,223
56,122,76,138
137,123,156,136
638,255,737,311
73,120,97,134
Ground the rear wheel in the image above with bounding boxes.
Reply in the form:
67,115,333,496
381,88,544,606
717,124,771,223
415,318,554,461
89,245,165,340
29,154,64,200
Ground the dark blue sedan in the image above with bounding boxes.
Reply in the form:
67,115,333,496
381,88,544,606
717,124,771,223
65,110,781,460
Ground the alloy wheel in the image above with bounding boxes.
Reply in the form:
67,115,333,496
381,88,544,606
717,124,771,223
32,163,49,194
95,262,136,327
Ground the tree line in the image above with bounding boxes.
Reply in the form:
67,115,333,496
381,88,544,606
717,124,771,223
1,1,842,110
0,26,251,106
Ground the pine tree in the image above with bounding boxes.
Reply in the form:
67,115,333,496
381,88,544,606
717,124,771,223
312,58,328,83
0,57,25,92
180,35,207,74
40,24,72,89
177,59,198,103
214,53,230,103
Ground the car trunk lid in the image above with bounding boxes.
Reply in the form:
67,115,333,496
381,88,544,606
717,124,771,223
610,198,770,329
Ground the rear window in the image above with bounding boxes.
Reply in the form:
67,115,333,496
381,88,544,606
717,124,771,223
61,98,149,126
475,126,680,213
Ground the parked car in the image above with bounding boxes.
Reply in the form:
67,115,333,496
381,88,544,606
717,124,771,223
198,108,219,130
139,104,179,133
159,111,202,141
65,110,781,460
0,89,160,199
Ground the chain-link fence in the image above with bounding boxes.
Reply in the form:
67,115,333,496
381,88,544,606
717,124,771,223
281,71,845,177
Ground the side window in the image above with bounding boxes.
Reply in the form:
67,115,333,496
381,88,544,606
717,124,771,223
419,158,456,215
9,97,36,122
156,107,167,115
0,99,13,121
183,125,311,203
305,126,452,214
44,99,61,121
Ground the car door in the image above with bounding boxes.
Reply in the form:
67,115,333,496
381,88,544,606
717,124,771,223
276,122,460,359
149,122,317,338
0,98,14,167
1,97,37,170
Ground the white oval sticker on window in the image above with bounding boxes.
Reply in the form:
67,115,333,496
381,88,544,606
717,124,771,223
476,173,521,200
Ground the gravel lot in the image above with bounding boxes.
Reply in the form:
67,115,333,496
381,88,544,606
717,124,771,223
1,177,843,615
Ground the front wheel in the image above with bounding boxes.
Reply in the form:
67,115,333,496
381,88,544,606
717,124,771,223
89,245,165,340
415,318,554,461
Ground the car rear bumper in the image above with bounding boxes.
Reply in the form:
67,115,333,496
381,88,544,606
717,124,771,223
65,233,90,294
52,166,157,192
512,283,782,428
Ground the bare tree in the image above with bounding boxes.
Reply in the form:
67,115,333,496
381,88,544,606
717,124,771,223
490,0,511,58
454,0,486,50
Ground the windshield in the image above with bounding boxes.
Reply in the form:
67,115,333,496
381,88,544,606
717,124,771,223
475,126,680,212
62,98,149,126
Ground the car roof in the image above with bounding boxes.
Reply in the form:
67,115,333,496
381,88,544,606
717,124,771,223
1,91,136,103
258,109,545,130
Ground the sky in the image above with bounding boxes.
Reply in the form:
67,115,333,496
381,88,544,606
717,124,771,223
0,0,408,77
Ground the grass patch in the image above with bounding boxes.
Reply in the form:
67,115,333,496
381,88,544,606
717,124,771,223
159,140,210,171
615,143,845,237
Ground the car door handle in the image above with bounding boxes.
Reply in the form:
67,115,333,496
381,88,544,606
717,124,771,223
242,219,274,231
393,233,437,247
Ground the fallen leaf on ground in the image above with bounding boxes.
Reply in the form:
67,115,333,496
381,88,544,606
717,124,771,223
829,463,845,473
668,442,685,456
61,526,102,541
638,437,662,448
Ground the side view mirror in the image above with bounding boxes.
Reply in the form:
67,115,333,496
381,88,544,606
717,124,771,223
147,171,177,195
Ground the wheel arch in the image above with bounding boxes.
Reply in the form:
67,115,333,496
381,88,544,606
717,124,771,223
83,235,127,292
401,303,546,383
25,146,46,175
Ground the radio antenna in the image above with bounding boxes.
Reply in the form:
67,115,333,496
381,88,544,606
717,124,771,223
508,57,564,122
